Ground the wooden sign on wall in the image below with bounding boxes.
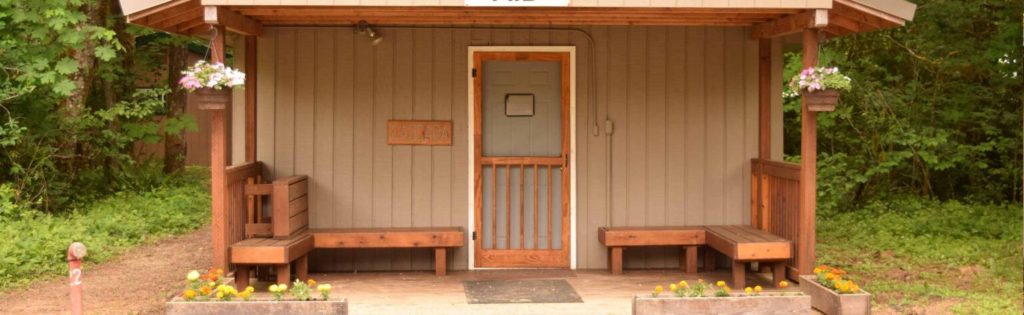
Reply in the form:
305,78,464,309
387,120,453,146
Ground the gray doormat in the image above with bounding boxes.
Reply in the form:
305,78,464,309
464,279,583,304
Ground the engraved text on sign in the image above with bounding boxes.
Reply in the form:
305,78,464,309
387,120,454,146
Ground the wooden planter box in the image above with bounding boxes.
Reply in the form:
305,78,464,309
632,294,811,315
802,89,840,112
195,87,231,110
166,297,347,315
800,275,871,315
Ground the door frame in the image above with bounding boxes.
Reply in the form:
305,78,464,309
466,46,577,270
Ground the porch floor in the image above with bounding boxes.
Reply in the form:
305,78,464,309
247,269,801,314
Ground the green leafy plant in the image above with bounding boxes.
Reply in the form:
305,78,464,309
788,66,852,93
290,278,313,301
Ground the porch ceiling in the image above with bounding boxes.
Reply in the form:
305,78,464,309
123,0,914,39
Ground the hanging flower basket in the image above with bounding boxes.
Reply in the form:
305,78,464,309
803,89,841,112
789,67,852,112
180,61,245,110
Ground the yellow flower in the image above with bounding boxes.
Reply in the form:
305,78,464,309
245,286,255,293
215,291,224,299
308,279,317,287
678,280,688,288
653,285,664,297
825,273,836,280
744,287,752,295
208,282,216,288
278,284,288,291
715,281,726,288
669,284,678,292
238,291,251,299
778,281,790,289
183,289,197,299
754,286,763,294
317,284,332,292
269,284,279,293
187,270,200,281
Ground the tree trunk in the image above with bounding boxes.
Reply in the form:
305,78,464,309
63,1,105,117
164,44,189,173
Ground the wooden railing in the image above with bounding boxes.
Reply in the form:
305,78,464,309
222,161,264,268
481,157,563,250
750,158,801,278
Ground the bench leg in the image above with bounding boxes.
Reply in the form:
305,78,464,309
704,248,716,272
235,265,250,289
772,262,787,287
276,264,291,285
296,255,309,282
682,246,698,274
609,247,623,275
732,260,746,289
434,248,447,276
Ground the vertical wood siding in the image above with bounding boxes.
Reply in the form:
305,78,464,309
255,26,762,271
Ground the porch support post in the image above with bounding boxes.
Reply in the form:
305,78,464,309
244,35,257,162
207,24,230,270
798,28,820,276
753,38,772,230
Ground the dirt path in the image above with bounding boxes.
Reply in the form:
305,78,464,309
0,226,211,315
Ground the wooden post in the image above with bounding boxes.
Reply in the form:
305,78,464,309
753,38,772,230
244,35,257,163
208,23,230,271
798,28,820,276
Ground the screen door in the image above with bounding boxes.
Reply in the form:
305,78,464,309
473,51,570,268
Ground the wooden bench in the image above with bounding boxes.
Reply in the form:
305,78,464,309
704,225,791,289
311,227,465,276
598,225,791,288
231,175,313,288
598,227,706,275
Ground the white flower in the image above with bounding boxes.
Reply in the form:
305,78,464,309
186,270,200,281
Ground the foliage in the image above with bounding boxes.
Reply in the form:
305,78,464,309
782,0,1023,211
0,0,199,213
817,198,1023,313
0,168,210,291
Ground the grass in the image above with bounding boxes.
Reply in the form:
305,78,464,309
0,167,210,291
818,198,1023,314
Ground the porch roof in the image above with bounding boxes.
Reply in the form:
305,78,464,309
122,0,914,38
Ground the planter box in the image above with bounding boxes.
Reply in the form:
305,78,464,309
632,294,811,315
195,87,232,110
166,297,347,315
800,275,871,315
803,89,840,112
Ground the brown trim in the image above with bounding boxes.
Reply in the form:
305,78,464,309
472,51,572,268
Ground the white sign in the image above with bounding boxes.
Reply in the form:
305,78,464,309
465,0,570,7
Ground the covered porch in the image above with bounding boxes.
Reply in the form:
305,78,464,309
120,0,914,288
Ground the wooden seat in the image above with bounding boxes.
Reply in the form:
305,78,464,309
705,225,792,289
230,175,312,288
311,227,465,275
231,231,313,288
598,225,792,288
598,226,706,275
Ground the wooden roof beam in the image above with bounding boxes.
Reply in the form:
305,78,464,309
750,9,828,40
204,6,263,36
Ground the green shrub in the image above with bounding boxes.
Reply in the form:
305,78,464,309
0,167,209,291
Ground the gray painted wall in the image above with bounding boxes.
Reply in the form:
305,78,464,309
250,25,779,271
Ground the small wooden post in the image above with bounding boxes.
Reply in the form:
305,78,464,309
244,35,257,163
798,28,820,276
434,248,447,276
67,242,87,315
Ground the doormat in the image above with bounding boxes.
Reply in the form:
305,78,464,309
464,279,583,304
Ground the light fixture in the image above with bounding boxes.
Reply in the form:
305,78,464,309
355,20,383,46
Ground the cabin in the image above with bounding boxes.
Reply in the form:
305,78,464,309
120,0,915,288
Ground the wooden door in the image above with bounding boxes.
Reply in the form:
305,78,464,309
473,51,571,268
